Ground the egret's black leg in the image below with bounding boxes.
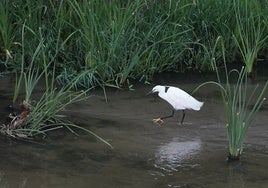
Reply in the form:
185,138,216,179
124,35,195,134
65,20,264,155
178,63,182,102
180,110,186,125
160,110,175,120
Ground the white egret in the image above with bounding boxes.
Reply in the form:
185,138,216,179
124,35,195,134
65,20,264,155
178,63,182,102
147,85,204,124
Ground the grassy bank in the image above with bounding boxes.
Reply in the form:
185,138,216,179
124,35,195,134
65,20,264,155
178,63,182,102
0,0,267,88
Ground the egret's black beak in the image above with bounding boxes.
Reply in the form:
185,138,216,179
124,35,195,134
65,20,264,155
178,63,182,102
146,90,153,96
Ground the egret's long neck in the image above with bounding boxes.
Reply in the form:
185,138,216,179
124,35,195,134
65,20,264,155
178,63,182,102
158,86,166,93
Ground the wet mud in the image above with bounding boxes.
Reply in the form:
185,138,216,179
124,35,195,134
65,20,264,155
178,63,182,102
0,73,267,188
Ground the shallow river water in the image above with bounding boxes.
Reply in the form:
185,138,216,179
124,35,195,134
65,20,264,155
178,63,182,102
0,72,267,188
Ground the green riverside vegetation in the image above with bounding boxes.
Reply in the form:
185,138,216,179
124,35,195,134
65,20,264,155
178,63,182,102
195,36,268,160
0,0,267,87
0,1,267,151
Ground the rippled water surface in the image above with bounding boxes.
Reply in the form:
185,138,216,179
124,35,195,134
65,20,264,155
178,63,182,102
0,73,267,188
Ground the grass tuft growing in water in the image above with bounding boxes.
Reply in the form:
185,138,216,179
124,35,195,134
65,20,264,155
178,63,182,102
196,36,267,160
1,24,112,148
216,66,267,160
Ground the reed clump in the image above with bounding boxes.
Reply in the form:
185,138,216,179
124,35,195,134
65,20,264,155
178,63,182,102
196,36,267,160
0,24,112,148
232,0,268,74
215,66,267,160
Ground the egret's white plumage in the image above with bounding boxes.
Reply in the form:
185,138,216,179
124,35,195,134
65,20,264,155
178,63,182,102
148,85,204,124
151,85,204,110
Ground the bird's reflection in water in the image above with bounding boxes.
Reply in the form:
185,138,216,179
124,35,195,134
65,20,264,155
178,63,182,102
154,139,202,172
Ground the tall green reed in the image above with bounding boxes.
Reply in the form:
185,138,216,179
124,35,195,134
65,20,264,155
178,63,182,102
5,22,112,148
13,23,26,103
62,0,199,86
0,0,16,61
196,36,267,160
1,0,268,89
68,0,141,86
215,66,267,160
13,23,48,103
233,0,268,74
217,37,267,160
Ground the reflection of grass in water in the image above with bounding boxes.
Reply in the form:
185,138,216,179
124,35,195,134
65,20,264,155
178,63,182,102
1,24,112,148
196,36,267,160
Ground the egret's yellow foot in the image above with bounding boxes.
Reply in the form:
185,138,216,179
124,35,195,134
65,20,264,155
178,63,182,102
152,118,164,124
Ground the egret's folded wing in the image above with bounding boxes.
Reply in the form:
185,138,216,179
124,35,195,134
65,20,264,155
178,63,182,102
167,87,203,110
